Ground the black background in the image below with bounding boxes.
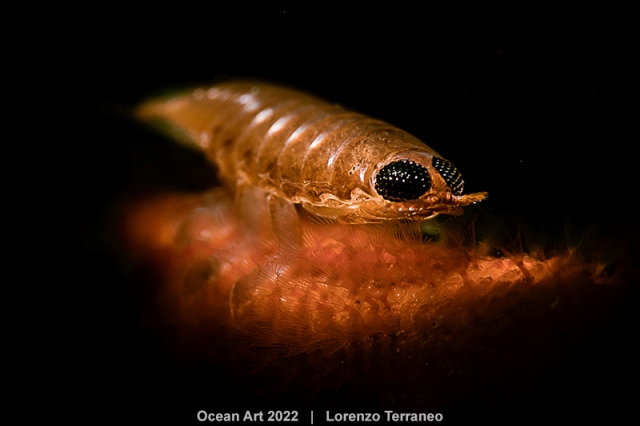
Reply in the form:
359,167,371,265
77,4,636,221
75,4,637,424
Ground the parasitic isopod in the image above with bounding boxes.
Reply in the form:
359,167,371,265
137,81,488,225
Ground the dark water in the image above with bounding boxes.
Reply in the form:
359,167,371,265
74,5,637,424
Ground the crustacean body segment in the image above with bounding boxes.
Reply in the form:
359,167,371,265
137,81,487,224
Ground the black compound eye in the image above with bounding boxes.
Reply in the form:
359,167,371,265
432,157,464,195
374,160,431,201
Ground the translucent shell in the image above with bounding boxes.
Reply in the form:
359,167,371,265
137,81,488,223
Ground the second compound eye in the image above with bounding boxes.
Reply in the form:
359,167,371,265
432,157,464,195
374,160,432,201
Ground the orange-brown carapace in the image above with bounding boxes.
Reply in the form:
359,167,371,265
137,81,487,224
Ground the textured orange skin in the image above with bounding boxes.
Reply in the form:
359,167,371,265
119,188,637,418
137,81,487,223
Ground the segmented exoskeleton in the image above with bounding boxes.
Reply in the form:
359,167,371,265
137,81,487,224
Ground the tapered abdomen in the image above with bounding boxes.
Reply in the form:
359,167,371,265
137,81,486,223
